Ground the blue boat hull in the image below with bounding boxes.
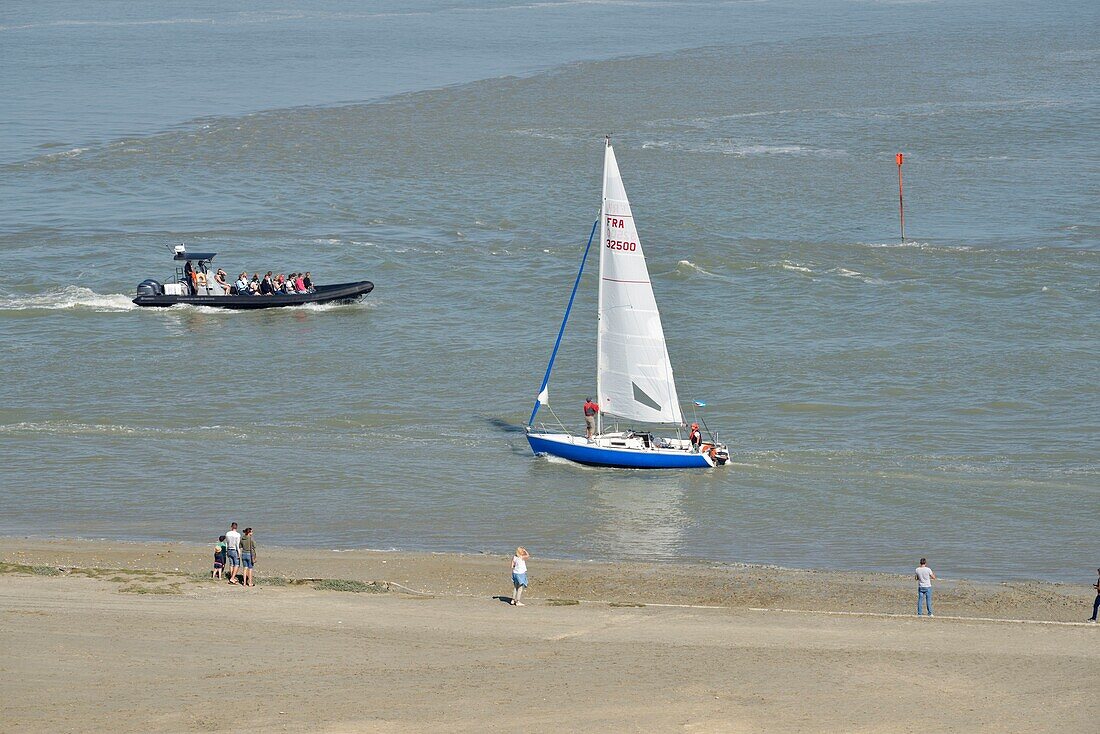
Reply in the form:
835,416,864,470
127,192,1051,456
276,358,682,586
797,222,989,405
527,433,713,469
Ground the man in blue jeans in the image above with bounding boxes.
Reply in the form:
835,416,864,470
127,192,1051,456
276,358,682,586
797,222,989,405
915,558,936,616
224,522,242,585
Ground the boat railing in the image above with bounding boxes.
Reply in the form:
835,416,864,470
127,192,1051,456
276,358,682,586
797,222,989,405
528,421,575,437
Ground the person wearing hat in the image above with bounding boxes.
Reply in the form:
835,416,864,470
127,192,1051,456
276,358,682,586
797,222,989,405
688,422,702,452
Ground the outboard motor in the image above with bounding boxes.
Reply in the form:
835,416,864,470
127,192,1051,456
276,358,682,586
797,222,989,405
136,279,162,297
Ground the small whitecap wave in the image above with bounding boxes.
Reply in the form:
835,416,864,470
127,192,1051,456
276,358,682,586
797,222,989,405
777,402,866,415
858,241,974,253
644,139,846,157
56,146,87,158
741,143,845,157
511,128,575,142
467,0,687,12
0,286,136,312
0,421,249,437
0,17,216,32
725,144,803,156
0,11,323,32
675,260,721,278
827,267,884,285
0,421,140,436
780,261,814,274
29,147,89,163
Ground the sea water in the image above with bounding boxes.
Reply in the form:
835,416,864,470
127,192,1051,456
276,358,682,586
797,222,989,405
0,0,1096,581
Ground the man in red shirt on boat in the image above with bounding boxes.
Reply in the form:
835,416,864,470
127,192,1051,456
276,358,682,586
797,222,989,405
583,397,599,439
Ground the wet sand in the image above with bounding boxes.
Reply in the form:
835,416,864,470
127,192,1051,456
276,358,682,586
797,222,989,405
1,538,1096,732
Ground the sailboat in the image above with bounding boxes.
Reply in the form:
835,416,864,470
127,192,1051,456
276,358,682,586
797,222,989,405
525,138,730,469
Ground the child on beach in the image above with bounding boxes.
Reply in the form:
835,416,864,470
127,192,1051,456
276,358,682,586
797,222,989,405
511,547,530,606
212,535,227,579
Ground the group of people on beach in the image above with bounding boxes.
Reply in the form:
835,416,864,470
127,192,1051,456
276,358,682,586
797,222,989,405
212,522,257,587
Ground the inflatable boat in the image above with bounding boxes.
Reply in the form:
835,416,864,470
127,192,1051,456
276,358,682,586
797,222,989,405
132,246,374,309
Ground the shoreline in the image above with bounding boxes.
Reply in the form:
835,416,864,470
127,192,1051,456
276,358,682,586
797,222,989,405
3,537,1097,732
0,536,1092,623
0,531,1080,586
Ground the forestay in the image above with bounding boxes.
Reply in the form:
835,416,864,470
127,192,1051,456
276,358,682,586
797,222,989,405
597,143,683,425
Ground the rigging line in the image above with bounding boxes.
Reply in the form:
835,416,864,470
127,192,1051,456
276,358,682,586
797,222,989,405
698,414,717,444
545,402,570,436
528,216,600,427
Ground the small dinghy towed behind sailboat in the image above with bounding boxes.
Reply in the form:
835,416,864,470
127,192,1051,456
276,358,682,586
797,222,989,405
525,139,729,469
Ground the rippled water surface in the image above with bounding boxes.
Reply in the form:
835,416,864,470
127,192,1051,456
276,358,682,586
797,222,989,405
1,0,1097,581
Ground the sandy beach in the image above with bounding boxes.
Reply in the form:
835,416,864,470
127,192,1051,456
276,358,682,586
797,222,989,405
1,538,1096,732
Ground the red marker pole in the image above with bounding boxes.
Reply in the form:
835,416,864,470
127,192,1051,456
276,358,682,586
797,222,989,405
896,152,905,243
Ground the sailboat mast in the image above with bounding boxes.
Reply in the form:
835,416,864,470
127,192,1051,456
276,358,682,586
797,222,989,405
596,136,610,436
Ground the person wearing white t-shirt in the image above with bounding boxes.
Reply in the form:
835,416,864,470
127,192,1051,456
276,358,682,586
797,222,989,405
510,547,530,607
225,523,243,585
915,558,936,616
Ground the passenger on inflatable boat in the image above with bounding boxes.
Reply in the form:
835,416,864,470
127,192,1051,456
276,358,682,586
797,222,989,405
214,268,230,294
184,260,197,295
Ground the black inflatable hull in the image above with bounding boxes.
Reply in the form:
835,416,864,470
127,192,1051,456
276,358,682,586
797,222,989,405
133,281,374,309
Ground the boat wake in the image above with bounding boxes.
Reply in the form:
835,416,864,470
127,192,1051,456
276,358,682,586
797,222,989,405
163,299,378,314
0,286,137,312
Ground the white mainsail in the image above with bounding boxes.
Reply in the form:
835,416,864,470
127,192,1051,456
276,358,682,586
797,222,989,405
596,143,683,425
